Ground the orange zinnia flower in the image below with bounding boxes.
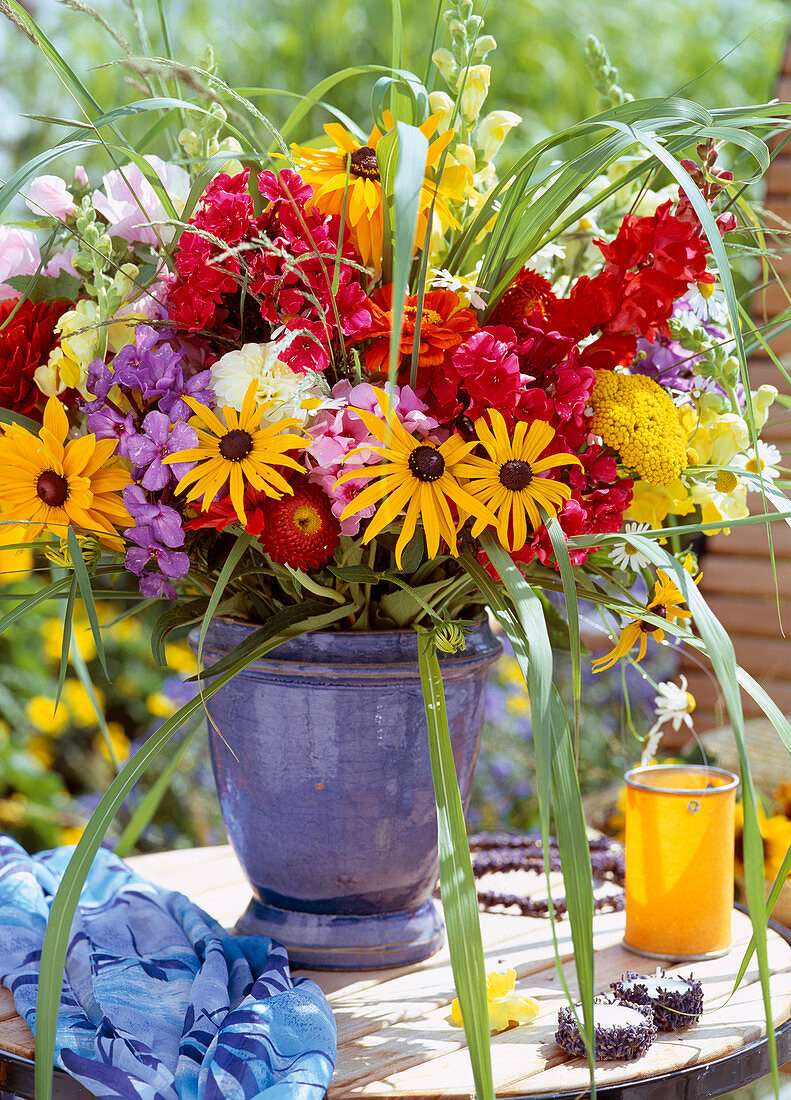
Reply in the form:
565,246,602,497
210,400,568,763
355,285,478,378
489,267,557,329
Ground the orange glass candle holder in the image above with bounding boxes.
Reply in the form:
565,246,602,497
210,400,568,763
624,764,739,960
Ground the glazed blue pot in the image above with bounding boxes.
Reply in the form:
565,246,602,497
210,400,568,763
196,619,501,969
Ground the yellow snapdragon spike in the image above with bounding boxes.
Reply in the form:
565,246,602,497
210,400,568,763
450,969,540,1033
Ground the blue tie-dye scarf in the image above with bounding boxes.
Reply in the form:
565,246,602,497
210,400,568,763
0,838,336,1100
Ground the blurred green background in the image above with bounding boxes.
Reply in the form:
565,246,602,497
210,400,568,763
1,0,789,172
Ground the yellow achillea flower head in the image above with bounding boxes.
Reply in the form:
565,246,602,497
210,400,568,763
590,372,687,486
451,968,539,1033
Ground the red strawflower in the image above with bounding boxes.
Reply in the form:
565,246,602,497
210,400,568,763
488,268,556,330
257,478,340,569
354,285,478,378
0,297,67,414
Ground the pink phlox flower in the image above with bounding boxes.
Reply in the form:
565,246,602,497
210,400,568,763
305,381,437,535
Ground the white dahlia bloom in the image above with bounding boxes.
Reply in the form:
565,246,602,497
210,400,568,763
210,339,329,425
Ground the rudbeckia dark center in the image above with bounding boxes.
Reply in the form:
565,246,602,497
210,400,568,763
36,470,69,507
219,429,254,461
639,605,667,631
499,459,533,491
409,445,445,482
349,146,380,181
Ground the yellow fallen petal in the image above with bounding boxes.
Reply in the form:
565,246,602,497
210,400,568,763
450,969,540,1033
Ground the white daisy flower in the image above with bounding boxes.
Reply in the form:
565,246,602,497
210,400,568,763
609,523,653,572
430,268,489,311
210,338,329,425
641,676,696,765
732,441,784,493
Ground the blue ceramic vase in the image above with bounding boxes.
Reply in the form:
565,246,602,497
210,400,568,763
197,619,501,969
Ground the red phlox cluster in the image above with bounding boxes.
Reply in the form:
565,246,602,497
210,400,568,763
167,168,370,371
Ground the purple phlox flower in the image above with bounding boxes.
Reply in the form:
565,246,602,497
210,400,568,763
86,357,114,402
123,485,185,547
158,369,215,421
125,524,189,602
127,411,197,490
86,406,137,458
111,326,185,401
139,573,177,600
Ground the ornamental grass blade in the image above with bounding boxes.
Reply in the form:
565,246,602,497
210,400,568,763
55,575,77,707
628,534,778,1095
417,633,493,1100
1,0,103,116
461,546,596,1091
377,121,429,384
34,616,332,1100
478,534,596,1086
547,517,581,745
0,574,73,633
0,407,40,432
67,528,107,680
196,530,255,671
114,716,204,858
188,600,356,682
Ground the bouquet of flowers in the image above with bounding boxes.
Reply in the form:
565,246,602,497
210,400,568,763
2,0,791,1092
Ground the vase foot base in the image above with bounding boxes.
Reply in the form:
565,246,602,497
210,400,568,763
235,897,445,970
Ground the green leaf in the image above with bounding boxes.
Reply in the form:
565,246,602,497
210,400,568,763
379,578,450,627
328,564,380,583
150,598,208,667
417,633,493,1100
114,716,203,858
5,272,82,303
67,528,108,679
377,121,429,371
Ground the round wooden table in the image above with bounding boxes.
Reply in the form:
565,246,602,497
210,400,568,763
1,844,790,1099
